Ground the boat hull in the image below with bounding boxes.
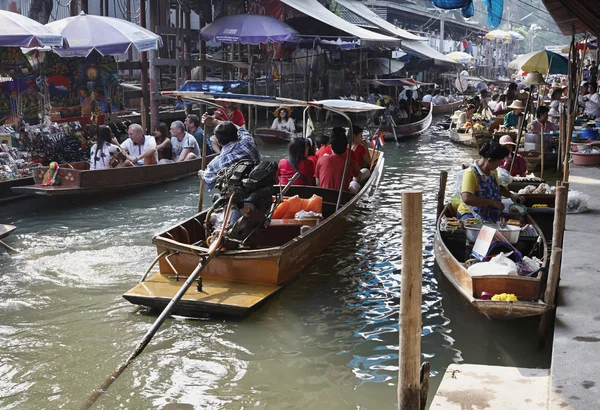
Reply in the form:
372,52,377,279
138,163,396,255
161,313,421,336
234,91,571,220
0,176,33,203
11,156,215,197
255,128,298,145
378,103,433,141
123,153,385,316
424,100,463,115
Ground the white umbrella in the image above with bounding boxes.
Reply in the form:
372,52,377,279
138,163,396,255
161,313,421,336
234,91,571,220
485,30,511,40
508,31,524,41
446,51,475,64
0,10,64,47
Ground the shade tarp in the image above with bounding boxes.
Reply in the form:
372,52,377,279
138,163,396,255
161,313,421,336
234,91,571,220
333,0,422,41
508,50,568,75
279,0,401,45
429,0,504,28
401,40,457,66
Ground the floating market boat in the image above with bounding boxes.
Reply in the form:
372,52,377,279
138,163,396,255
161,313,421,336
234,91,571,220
254,128,301,145
434,203,550,320
124,92,386,316
447,121,492,149
426,100,463,115
11,156,216,197
0,224,16,240
0,176,33,203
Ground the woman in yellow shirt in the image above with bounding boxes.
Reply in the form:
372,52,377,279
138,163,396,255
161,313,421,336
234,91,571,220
457,142,524,222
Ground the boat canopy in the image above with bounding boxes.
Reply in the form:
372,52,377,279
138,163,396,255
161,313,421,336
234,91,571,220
162,91,384,113
365,78,433,88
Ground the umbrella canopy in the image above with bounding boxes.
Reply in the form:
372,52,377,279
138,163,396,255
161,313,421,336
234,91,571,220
485,30,511,40
0,10,64,48
446,51,475,64
200,14,299,44
507,31,524,40
45,12,162,57
509,50,569,75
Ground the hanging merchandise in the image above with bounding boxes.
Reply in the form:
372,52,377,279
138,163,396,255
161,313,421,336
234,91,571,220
428,0,504,28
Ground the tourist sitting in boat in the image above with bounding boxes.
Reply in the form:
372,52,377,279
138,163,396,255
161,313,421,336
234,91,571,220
120,124,158,167
457,104,475,129
271,106,296,133
446,90,456,103
185,114,210,154
457,142,524,223
315,135,330,159
499,135,527,177
432,89,448,106
422,89,434,103
503,100,525,128
531,106,559,134
89,125,122,170
349,125,371,169
315,127,360,192
277,138,314,186
154,122,172,162
169,120,200,162
199,122,260,190
396,99,409,123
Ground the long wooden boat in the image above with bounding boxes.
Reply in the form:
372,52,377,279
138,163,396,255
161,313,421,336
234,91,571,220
0,224,16,240
434,203,550,320
254,128,300,145
123,151,385,316
0,176,34,203
423,100,463,115
378,102,433,141
11,156,215,197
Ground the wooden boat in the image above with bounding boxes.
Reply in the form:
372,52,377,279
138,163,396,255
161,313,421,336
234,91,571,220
0,176,34,203
254,128,300,145
448,123,492,149
423,100,463,115
11,156,215,197
0,224,16,240
378,102,433,141
434,203,550,320
123,151,385,316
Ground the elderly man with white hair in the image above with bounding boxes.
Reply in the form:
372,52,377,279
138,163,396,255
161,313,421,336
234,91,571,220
119,124,158,167
169,120,200,162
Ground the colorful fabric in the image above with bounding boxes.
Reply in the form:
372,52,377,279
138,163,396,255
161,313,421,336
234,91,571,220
429,0,502,28
458,164,501,222
203,128,260,190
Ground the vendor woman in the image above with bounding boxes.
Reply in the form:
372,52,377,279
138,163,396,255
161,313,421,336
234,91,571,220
457,142,524,223
503,100,525,128
531,105,559,133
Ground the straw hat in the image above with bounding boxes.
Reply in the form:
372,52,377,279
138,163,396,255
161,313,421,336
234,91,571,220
507,100,525,110
522,71,546,86
274,106,292,117
499,135,516,146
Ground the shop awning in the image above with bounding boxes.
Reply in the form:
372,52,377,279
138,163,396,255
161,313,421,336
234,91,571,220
400,40,457,66
542,0,600,35
280,0,401,45
334,0,423,41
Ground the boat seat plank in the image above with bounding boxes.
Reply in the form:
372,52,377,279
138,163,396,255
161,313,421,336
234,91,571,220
124,272,281,312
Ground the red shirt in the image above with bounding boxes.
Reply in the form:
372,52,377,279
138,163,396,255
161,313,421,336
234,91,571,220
316,145,331,158
315,154,360,191
277,158,314,185
500,153,527,177
307,155,318,170
216,108,245,127
316,145,362,167
351,143,368,168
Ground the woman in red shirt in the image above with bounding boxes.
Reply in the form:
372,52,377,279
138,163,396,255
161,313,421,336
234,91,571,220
277,138,314,185
349,125,370,169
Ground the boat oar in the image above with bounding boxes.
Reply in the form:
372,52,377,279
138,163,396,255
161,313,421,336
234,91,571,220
0,240,18,255
80,196,235,410
197,123,209,213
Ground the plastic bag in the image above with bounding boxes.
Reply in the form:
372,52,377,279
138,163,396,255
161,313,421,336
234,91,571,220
567,190,590,213
455,168,466,196
497,167,513,187
467,253,518,276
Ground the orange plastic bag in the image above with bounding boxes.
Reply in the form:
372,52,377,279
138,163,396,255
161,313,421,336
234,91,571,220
272,195,323,219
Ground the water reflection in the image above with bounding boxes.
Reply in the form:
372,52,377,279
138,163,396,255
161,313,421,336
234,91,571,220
0,127,549,409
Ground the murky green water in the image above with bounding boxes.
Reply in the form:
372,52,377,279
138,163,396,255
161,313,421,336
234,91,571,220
0,122,550,409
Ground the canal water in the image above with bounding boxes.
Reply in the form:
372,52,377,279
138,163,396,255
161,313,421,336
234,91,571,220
0,123,551,409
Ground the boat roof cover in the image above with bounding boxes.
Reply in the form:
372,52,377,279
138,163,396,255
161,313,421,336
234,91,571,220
279,0,401,45
163,91,384,112
333,0,423,41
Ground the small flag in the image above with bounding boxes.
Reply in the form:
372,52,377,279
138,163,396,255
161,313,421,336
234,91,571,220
378,131,386,147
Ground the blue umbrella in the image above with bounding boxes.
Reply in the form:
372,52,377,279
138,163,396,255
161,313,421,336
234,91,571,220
200,14,299,44
0,10,64,47
45,12,162,57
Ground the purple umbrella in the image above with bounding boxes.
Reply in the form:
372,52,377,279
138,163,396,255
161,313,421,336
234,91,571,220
0,10,64,48
45,12,162,57
200,14,299,44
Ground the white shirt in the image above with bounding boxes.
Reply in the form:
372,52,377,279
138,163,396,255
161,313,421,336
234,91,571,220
447,94,456,102
121,135,158,165
460,70,469,77
433,95,448,105
90,143,121,170
271,118,296,133
171,132,200,159
584,93,600,117
422,94,433,103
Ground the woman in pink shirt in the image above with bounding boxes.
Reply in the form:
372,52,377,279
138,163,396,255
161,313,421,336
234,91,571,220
277,138,314,186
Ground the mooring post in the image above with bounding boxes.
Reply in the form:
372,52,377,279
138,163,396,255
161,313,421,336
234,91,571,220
399,190,423,410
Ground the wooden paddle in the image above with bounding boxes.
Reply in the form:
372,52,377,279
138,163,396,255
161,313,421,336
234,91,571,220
0,240,18,255
80,196,235,410
197,123,209,213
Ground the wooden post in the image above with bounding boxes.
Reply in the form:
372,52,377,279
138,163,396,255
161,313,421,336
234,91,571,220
540,122,545,179
557,107,566,174
436,171,448,221
148,0,159,128
139,0,149,133
398,191,423,410
537,185,568,345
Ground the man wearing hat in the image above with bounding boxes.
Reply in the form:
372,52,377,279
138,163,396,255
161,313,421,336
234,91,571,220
271,106,296,133
503,100,525,128
499,135,527,177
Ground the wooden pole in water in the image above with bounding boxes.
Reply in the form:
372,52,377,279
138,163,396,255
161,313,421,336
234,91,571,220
398,190,423,410
537,185,568,345
197,123,208,213
436,171,448,221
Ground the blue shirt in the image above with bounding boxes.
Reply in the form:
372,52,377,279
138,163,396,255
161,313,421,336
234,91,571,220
191,126,212,154
203,128,260,190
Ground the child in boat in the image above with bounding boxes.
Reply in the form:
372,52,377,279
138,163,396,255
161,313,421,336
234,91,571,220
89,125,122,170
154,122,172,162
457,142,524,223
277,138,314,186
315,134,330,159
315,127,360,192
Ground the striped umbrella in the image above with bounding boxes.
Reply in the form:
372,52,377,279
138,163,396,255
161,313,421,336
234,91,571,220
485,30,511,40
508,50,569,75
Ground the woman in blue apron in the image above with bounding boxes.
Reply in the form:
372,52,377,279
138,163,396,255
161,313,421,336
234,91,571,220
457,142,524,223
